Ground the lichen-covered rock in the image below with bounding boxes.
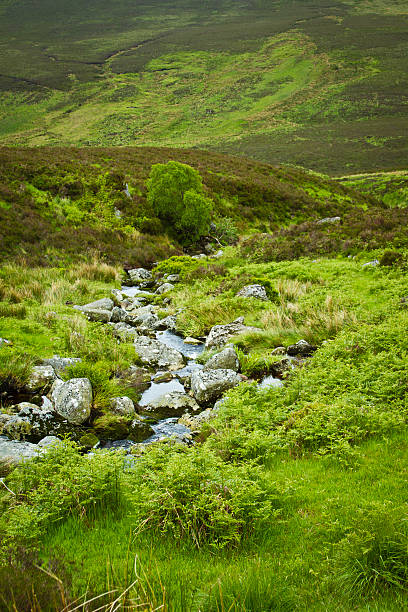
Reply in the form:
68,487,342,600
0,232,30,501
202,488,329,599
128,268,152,284
110,306,129,323
0,437,38,465
109,396,136,416
51,378,92,425
236,284,268,301
77,298,114,311
286,339,315,357
134,336,185,370
205,317,262,349
155,315,177,332
179,406,219,430
316,216,341,225
38,436,60,447
141,391,200,420
111,289,125,305
111,322,139,342
204,347,239,372
156,282,175,295
166,274,180,283
25,365,57,392
128,305,160,330
42,355,81,375
191,369,241,404
82,308,112,323
2,403,76,443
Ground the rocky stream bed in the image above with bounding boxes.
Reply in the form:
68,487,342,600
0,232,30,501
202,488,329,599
0,267,315,466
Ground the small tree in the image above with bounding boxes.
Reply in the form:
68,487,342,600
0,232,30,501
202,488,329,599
146,161,212,242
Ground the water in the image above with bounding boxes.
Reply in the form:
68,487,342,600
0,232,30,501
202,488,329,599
156,330,204,359
121,285,153,298
142,418,192,444
258,375,284,389
139,379,185,406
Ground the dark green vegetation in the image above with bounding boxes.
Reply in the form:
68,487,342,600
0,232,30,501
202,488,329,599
0,145,377,265
1,0,407,173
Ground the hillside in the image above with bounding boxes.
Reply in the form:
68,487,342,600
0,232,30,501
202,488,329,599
0,146,379,265
0,0,407,173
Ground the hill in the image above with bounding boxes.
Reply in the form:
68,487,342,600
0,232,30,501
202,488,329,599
0,145,378,265
0,0,407,173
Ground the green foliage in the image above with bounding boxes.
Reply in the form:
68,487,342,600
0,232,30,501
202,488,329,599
210,217,239,246
0,440,125,563
147,161,212,243
127,444,281,549
0,302,26,319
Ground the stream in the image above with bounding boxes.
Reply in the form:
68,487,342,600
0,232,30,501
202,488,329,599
101,285,286,449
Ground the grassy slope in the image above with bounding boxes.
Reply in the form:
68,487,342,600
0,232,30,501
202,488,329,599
0,0,407,173
0,146,376,265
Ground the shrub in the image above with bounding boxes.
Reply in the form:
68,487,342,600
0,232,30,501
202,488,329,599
0,350,34,394
147,161,212,243
127,445,280,549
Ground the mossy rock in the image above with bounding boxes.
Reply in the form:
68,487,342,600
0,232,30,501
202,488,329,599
79,432,100,450
93,412,153,442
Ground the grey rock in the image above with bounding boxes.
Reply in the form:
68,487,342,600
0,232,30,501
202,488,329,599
156,283,175,294
111,289,125,305
3,403,75,443
38,436,60,447
362,259,380,268
0,438,38,465
78,298,114,311
51,378,92,425
191,369,241,404
213,250,224,258
179,407,217,430
166,274,180,283
109,396,136,416
184,336,202,345
316,216,341,225
204,347,239,372
41,395,54,410
141,391,200,420
110,306,129,323
42,355,81,375
112,322,139,342
192,254,207,260
236,284,268,301
25,365,57,392
0,338,12,347
155,315,177,332
271,358,295,377
271,346,286,355
286,339,315,357
82,308,112,323
205,317,262,349
134,336,185,370
128,268,152,284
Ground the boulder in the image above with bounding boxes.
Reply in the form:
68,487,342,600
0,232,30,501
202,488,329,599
156,282,175,294
0,437,38,465
109,396,136,416
111,289,125,305
25,365,57,392
134,336,185,370
42,355,81,375
111,322,139,342
82,308,112,323
286,339,315,357
271,358,295,377
205,317,262,349
179,406,219,430
155,315,177,332
110,306,130,323
129,305,160,330
236,284,268,301
77,298,114,311
141,391,200,420
38,436,60,448
204,347,239,372
93,413,153,442
51,378,92,425
184,337,202,345
166,274,180,283
128,268,152,284
271,346,286,355
191,369,241,404
2,403,76,443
